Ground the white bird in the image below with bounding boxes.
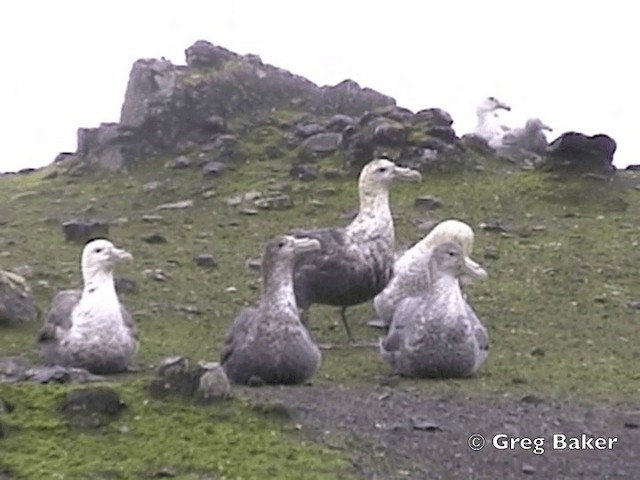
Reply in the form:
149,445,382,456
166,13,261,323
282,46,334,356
379,241,489,378
38,239,138,373
372,219,486,328
473,96,512,147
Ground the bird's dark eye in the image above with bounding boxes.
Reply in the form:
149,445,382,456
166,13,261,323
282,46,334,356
95,248,103,253
448,250,456,257
277,241,286,249
488,96,496,101
378,167,388,173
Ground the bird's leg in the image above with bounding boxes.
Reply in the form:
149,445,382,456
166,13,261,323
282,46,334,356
340,306,355,344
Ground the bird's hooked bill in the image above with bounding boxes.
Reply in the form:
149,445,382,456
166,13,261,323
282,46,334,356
463,257,488,279
111,248,133,262
395,167,422,182
292,237,321,253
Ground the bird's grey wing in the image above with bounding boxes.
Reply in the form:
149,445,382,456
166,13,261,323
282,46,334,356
120,304,138,340
220,307,257,365
38,289,81,343
475,324,489,351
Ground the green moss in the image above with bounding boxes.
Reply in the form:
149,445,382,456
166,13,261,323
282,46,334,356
0,381,351,479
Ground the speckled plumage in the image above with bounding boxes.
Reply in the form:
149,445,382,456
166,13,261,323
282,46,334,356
221,235,322,385
373,219,486,327
38,239,137,374
292,159,421,341
379,242,489,378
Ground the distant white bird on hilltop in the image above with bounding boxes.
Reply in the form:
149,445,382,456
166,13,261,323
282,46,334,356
473,96,512,147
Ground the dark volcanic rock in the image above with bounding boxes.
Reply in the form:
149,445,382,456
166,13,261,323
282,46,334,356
371,119,407,146
148,356,230,403
142,233,167,244
62,219,109,243
166,155,191,169
61,387,126,429
185,40,236,69
194,253,217,268
202,161,226,176
299,133,342,160
289,164,318,182
0,270,37,325
542,132,616,174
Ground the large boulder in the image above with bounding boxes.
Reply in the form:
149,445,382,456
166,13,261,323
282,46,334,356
541,132,616,174
299,133,343,160
0,270,37,326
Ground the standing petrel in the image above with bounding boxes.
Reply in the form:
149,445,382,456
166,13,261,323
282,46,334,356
292,158,422,344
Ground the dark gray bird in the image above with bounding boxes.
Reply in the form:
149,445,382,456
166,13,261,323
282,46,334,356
292,158,422,344
379,241,489,378
38,239,138,374
221,235,322,385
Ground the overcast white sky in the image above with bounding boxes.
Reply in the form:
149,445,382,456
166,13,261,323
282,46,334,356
0,1,638,172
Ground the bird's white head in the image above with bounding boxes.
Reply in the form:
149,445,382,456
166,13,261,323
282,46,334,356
81,239,132,283
424,220,487,279
477,96,511,115
358,158,422,197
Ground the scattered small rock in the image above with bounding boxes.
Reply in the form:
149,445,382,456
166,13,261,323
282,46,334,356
142,233,168,244
23,366,106,384
627,301,640,310
522,464,536,475
479,221,512,233
530,347,545,357
62,218,109,243
142,214,165,223
143,180,164,193
176,305,202,315
61,387,126,429
289,164,317,182
153,467,178,478
202,161,226,176
484,246,499,260
410,416,441,431
202,189,217,199
194,253,216,268
155,200,193,211
0,270,38,326
166,156,191,169
144,269,168,282
196,361,231,403
254,193,293,210
245,258,261,271
413,196,442,211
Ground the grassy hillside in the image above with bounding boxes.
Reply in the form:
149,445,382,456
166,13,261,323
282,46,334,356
1,130,639,478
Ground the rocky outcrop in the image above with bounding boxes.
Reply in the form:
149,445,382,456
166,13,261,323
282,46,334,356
0,270,37,326
540,132,617,174
72,40,396,171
